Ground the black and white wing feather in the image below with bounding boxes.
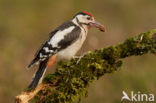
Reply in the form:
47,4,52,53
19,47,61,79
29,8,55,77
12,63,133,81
28,21,81,68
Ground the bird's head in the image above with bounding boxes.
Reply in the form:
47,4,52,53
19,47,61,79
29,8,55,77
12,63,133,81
72,11,105,32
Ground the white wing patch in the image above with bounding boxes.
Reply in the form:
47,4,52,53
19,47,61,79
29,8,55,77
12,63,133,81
40,53,43,58
49,26,75,47
43,47,49,52
43,47,54,53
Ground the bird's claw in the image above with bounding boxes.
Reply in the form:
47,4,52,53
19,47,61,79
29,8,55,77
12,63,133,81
73,53,86,64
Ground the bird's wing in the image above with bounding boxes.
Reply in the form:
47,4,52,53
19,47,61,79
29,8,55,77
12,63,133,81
28,21,81,68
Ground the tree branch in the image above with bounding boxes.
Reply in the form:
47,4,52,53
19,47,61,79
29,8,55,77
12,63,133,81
16,29,156,103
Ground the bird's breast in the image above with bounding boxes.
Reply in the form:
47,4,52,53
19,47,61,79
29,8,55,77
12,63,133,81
57,31,87,60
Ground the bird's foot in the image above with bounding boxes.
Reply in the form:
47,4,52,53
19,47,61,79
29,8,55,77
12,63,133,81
73,53,87,64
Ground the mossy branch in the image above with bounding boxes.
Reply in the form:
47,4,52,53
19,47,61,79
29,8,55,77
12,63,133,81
16,29,156,103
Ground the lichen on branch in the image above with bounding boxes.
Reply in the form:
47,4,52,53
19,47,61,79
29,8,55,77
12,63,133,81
16,29,156,103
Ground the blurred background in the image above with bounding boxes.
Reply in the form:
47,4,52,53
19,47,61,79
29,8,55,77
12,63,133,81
0,0,156,103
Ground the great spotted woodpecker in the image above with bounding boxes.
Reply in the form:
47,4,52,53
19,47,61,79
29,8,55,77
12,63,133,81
27,12,105,90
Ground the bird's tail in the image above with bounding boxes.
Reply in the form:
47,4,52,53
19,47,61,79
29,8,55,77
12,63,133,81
28,59,48,90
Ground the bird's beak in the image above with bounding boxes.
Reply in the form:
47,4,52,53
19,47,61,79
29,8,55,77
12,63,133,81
89,21,105,32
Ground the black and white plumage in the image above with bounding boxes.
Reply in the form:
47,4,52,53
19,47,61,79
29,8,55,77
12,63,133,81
28,21,81,68
27,11,105,90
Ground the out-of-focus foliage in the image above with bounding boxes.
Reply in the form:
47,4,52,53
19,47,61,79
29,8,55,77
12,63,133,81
0,0,156,103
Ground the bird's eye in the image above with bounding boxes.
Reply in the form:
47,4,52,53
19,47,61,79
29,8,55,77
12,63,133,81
87,17,91,20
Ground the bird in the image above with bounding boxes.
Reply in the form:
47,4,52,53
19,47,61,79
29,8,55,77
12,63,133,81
27,11,105,90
